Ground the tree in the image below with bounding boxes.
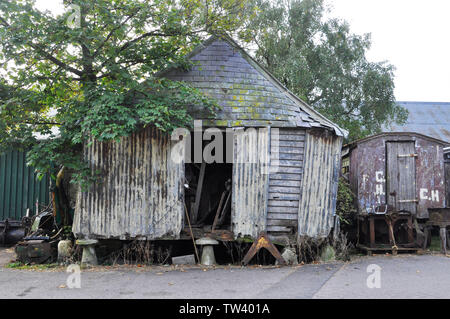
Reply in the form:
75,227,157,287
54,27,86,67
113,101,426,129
0,0,254,186
243,0,408,140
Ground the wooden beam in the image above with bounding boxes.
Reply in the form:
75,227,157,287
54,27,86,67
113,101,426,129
242,232,286,265
192,161,206,224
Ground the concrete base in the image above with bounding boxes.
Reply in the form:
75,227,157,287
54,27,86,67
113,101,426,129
172,254,196,265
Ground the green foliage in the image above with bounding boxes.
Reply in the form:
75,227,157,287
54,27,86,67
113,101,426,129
0,0,255,187
6,261,60,270
243,0,408,141
336,177,357,228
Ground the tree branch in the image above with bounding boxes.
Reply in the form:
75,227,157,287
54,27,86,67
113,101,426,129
93,8,141,56
1,15,83,77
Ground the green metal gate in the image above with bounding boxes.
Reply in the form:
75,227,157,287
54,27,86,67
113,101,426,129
0,149,49,220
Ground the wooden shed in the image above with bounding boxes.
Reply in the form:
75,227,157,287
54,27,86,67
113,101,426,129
344,132,449,219
445,147,450,206
73,36,346,245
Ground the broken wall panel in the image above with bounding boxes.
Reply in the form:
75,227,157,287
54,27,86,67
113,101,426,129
231,127,270,239
298,130,343,238
73,127,185,239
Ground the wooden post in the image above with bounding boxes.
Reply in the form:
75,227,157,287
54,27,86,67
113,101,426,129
423,225,430,250
440,227,447,255
369,216,375,248
407,217,414,244
192,161,206,224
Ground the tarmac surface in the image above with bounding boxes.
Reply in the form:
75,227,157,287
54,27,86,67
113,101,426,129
0,247,448,299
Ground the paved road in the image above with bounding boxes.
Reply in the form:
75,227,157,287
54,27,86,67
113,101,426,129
0,250,448,298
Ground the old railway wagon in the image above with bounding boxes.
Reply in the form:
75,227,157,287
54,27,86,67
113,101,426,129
73,36,347,245
344,132,449,219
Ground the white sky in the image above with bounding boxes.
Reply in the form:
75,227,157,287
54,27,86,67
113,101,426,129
327,0,450,102
35,0,450,102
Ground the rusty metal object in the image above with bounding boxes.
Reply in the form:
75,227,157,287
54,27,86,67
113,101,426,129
0,219,26,246
242,232,286,265
15,240,55,264
357,211,416,255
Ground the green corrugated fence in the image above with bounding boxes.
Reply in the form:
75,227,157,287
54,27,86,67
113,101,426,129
0,149,50,220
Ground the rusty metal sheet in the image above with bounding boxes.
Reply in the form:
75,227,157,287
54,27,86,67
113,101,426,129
73,126,185,240
231,127,270,239
298,130,343,238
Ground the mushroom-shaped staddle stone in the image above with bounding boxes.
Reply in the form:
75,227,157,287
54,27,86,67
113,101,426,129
195,237,219,265
76,239,99,266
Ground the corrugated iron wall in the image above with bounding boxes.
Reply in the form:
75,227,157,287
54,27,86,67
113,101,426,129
0,149,49,220
298,130,342,238
73,127,185,240
231,127,270,238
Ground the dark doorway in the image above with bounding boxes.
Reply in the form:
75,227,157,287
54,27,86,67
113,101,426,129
184,130,233,231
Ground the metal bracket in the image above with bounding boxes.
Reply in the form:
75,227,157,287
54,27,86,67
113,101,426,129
398,154,418,158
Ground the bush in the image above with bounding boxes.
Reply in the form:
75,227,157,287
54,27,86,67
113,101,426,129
336,177,357,234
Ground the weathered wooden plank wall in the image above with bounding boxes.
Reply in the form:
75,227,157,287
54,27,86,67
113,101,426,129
73,127,185,240
267,129,305,237
386,142,417,213
231,127,270,239
298,130,342,238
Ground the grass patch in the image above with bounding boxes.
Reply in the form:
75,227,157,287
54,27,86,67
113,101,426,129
429,235,442,252
6,262,60,270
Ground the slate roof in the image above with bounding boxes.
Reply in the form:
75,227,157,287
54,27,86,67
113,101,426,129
161,36,346,137
383,101,450,142
347,132,450,148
